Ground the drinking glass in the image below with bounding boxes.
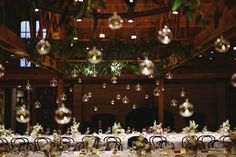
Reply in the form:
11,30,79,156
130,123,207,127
126,126,131,133
85,127,90,135
98,129,103,134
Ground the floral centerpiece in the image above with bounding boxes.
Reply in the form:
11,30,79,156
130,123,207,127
219,120,230,135
228,129,236,154
150,120,163,134
42,132,64,157
70,118,80,137
182,120,198,135
132,135,151,157
0,124,13,137
112,122,125,134
30,123,43,138
82,135,99,155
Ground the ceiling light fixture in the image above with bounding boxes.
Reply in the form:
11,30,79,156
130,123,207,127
233,46,236,50
131,35,137,39
34,8,39,12
172,11,179,15
76,18,82,22
99,33,105,38
128,18,134,23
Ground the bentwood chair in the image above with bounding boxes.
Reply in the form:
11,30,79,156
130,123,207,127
82,135,100,149
34,137,52,151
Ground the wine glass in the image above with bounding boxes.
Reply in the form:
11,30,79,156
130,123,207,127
98,129,103,135
126,126,131,133
85,127,90,135
106,127,111,134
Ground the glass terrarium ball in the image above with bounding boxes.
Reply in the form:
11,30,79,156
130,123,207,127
108,12,123,30
54,104,72,124
179,99,194,117
16,105,30,123
82,94,89,102
0,64,5,78
166,72,173,80
116,94,121,100
50,78,57,87
231,73,236,87
214,36,230,53
122,96,129,104
170,99,177,107
135,84,142,91
111,76,118,84
140,58,154,76
111,99,115,105
102,83,107,88
60,93,67,101
36,39,51,55
158,25,173,44
87,47,103,64
94,106,98,112
34,101,41,109
153,87,161,96
71,68,79,78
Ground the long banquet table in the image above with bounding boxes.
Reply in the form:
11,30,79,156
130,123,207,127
2,131,226,149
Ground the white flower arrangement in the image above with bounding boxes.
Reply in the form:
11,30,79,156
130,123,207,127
30,123,43,138
70,118,80,136
0,124,13,137
219,120,230,134
112,122,125,134
150,120,163,134
183,120,198,133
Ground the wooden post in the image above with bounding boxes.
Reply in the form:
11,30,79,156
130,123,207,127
158,80,164,124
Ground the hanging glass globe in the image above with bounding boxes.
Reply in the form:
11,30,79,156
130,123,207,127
26,80,32,90
36,39,51,55
140,57,154,75
102,83,107,88
16,105,30,123
82,94,89,102
55,104,72,124
116,94,121,100
179,99,194,117
135,83,142,91
56,99,59,104
91,70,98,77
69,87,73,92
34,101,41,108
87,46,103,64
231,73,236,87
170,99,177,107
78,78,82,83
50,78,57,87
111,76,118,84
87,91,92,98
132,104,136,109
155,80,160,86
111,99,115,105
0,64,5,78
158,25,173,44
60,93,67,101
122,96,129,104
166,72,173,80
71,68,79,78
108,12,123,30
126,84,130,90
214,36,230,53
153,87,161,96
180,88,186,97
145,94,149,99
94,106,98,112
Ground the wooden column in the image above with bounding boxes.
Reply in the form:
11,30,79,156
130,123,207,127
73,84,83,122
158,80,164,124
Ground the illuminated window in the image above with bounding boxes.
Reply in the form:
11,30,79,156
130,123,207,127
20,21,47,39
20,58,31,67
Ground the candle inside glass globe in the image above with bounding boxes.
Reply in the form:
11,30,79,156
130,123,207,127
153,87,161,96
34,101,41,109
111,99,115,105
135,84,142,91
132,104,136,109
214,36,230,53
0,64,5,78
116,94,121,100
94,106,98,112
158,25,173,44
55,104,72,124
140,57,154,76
87,91,92,98
87,47,103,64
60,93,67,101
26,80,32,90
108,12,123,30
71,68,79,78
36,39,51,55
111,76,118,84
50,78,57,87
170,99,177,107
126,84,130,90
166,72,173,80
82,94,89,102
231,73,236,87
179,99,194,117
180,88,186,97
102,83,107,88
122,96,129,104
16,105,30,123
